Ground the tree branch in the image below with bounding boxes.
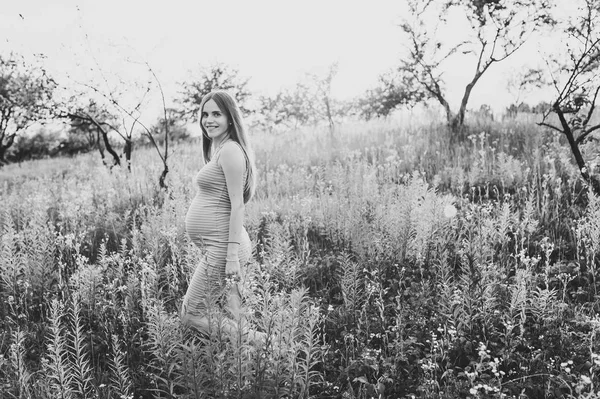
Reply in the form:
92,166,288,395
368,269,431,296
583,85,600,126
577,124,600,144
65,111,121,166
144,59,170,165
537,122,565,135
557,37,600,104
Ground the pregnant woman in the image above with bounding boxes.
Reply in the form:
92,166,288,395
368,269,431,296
181,90,264,343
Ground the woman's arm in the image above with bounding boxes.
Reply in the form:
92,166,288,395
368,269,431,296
219,142,247,272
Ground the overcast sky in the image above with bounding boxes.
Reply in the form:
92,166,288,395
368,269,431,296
1,0,561,120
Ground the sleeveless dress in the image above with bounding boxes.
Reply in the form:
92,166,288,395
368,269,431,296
181,141,252,316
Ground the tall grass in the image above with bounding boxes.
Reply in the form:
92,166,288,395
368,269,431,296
1,116,600,398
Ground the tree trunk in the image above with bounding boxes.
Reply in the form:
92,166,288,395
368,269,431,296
324,96,335,137
452,84,474,133
555,104,600,195
99,129,120,167
451,70,485,135
432,91,453,127
0,144,7,167
123,139,132,172
0,133,16,166
96,131,106,165
159,164,169,190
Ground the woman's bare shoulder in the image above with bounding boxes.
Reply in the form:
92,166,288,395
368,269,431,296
218,141,245,168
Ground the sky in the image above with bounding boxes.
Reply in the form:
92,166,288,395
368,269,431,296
0,0,563,123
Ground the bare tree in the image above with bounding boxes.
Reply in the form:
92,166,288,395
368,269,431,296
309,63,339,135
65,99,121,167
61,46,171,188
74,78,151,171
78,64,171,189
538,0,600,194
0,52,56,165
398,0,552,135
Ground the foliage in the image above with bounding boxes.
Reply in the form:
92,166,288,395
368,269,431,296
177,63,252,120
0,52,56,165
257,83,315,130
142,108,191,146
8,127,64,163
355,70,428,120
257,66,347,133
1,118,600,398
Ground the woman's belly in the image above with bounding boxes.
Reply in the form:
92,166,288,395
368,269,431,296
185,195,249,247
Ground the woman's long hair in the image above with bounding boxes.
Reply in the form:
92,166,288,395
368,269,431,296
199,90,256,203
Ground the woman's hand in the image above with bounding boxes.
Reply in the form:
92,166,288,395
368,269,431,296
226,259,241,279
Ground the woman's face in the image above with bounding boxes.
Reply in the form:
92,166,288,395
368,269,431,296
201,99,230,140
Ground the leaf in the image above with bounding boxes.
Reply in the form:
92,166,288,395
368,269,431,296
353,376,369,385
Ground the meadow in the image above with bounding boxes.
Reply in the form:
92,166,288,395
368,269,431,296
1,113,600,399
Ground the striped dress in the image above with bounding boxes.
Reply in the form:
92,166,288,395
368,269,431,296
182,141,252,316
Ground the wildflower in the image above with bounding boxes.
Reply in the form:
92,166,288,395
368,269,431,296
581,375,592,385
443,204,457,218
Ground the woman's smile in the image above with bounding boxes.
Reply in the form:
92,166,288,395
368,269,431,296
202,99,230,139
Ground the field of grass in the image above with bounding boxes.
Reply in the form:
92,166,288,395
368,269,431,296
1,116,600,398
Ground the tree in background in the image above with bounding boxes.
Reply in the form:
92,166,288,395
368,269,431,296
257,82,315,131
397,0,552,135
63,108,103,156
308,63,339,135
144,108,190,145
0,52,56,165
62,77,151,171
255,93,287,132
9,128,62,163
257,64,346,133
355,70,428,120
60,51,171,187
537,0,600,194
177,63,252,120
64,98,121,167
506,68,545,110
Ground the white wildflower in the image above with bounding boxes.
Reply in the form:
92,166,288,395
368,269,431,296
443,204,457,218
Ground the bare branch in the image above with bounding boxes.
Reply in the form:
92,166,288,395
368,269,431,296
583,85,600,126
411,0,436,18
537,122,565,135
74,80,154,137
439,41,470,63
557,37,600,104
577,124,600,144
474,40,488,74
143,59,170,164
